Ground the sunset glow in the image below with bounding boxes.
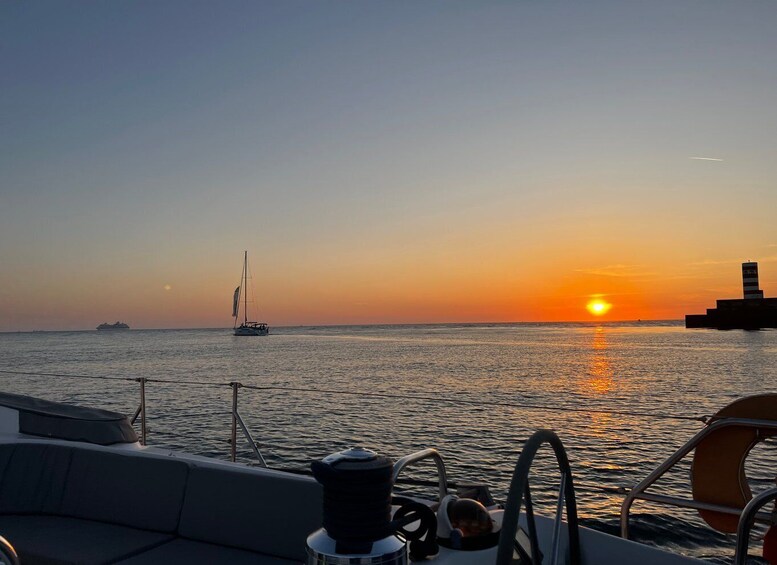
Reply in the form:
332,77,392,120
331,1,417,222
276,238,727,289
586,299,612,317
1,3,776,331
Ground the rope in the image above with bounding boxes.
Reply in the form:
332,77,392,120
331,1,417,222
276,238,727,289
0,369,708,423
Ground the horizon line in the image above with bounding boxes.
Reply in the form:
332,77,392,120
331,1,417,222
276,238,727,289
1,319,684,334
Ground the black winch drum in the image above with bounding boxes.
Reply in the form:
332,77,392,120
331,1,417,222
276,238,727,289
306,447,408,565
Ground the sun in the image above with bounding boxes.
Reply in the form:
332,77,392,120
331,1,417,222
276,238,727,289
586,299,612,316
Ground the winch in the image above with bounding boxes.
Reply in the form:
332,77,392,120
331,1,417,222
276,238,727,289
306,447,408,565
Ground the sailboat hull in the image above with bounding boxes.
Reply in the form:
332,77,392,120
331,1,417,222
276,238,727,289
234,323,269,336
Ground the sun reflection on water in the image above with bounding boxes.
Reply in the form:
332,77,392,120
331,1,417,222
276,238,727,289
583,327,616,396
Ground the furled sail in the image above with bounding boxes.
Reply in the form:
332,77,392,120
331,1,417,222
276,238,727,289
232,286,240,318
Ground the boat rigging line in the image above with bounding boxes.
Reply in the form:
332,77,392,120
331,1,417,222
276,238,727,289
240,382,708,422
0,368,708,423
0,367,718,497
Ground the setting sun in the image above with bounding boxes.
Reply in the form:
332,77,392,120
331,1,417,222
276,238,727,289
586,299,612,316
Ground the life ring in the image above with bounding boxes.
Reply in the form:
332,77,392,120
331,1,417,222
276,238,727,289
764,525,777,564
691,394,777,533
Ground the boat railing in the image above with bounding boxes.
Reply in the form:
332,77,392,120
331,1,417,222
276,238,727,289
0,534,19,565
129,377,148,448
126,377,269,467
392,448,449,502
734,486,777,565
620,417,777,539
230,382,267,467
497,429,581,565
4,368,776,559
0,367,713,475
1,369,468,497
31,373,455,490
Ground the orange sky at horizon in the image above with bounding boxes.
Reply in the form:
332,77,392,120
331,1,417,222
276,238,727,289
3,247,775,331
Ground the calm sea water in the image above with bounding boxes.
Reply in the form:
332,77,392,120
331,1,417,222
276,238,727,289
1,322,775,562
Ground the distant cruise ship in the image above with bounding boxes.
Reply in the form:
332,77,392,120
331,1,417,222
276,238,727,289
96,322,129,330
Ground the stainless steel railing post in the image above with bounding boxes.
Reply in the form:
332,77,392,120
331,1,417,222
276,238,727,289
235,410,268,467
620,417,777,539
130,404,142,425
228,383,268,467
733,487,777,564
134,377,147,446
230,382,239,462
551,472,568,565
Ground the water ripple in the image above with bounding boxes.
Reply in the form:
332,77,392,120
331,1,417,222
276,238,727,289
1,322,775,562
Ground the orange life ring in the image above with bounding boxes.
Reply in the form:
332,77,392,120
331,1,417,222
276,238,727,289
691,394,777,533
764,525,777,564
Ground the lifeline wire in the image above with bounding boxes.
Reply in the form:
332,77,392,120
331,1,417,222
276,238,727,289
240,383,707,423
0,368,707,423
0,369,228,388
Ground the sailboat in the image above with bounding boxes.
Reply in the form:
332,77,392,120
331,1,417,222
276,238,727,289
232,251,269,336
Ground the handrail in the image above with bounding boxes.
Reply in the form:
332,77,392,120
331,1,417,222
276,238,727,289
392,448,449,502
0,369,707,423
496,429,581,565
129,377,270,466
733,487,777,565
620,417,777,539
0,535,19,565
138,377,147,445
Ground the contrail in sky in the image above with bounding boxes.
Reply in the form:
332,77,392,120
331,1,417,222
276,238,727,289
689,156,724,161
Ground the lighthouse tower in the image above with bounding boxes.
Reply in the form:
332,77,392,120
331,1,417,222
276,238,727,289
742,262,764,299
686,261,776,328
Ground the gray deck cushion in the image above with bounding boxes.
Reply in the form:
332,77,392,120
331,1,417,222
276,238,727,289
0,444,73,514
0,445,14,480
179,465,322,560
0,514,172,565
60,448,189,532
115,538,297,564
0,392,138,445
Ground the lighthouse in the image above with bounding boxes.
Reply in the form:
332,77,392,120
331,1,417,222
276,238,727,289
742,262,764,299
686,260,777,329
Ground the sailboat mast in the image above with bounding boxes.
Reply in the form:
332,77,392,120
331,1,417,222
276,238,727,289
244,250,248,325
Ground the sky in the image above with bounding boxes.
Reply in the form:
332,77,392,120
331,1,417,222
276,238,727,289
2,1,777,330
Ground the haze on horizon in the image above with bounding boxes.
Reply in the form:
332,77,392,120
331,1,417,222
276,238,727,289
2,1,777,331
